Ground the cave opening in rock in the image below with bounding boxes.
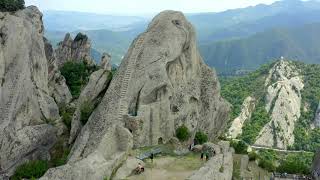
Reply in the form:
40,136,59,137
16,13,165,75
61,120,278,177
158,137,163,144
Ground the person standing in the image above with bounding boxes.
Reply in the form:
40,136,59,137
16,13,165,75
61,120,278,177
150,153,154,163
205,153,209,161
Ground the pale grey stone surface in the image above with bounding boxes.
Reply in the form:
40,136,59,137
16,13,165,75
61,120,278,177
0,6,60,175
44,37,72,106
69,69,112,144
254,60,304,149
228,96,256,138
40,125,133,180
100,53,112,71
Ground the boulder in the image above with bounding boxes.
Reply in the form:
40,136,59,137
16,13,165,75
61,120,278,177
192,145,203,152
55,32,95,67
0,6,60,176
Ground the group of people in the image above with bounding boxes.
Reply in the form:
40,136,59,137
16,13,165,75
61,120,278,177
200,150,216,161
200,152,209,161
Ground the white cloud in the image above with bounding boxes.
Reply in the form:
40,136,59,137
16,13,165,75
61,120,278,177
25,0,279,15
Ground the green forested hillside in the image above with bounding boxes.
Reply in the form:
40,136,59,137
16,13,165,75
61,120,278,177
201,23,320,74
291,62,320,151
202,11,320,43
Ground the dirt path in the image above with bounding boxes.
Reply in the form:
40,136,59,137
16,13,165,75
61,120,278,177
127,155,204,180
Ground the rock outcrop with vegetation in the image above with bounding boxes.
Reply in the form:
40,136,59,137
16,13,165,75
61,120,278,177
0,6,61,176
223,59,320,151
55,33,94,67
228,96,256,139
254,60,304,149
40,10,229,180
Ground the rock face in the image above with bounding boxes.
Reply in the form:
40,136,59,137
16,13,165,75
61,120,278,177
69,69,112,144
254,60,304,149
100,52,112,71
44,37,72,106
40,10,229,180
228,96,256,138
187,141,233,180
55,32,94,67
0,6,60,175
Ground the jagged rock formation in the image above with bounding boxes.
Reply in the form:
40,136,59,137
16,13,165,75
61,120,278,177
100,52,112,71
69,69,112,144
44,37,72,106
228,96,256,138
187,141,233,180
0,6,61,176
314,102,320,128
55,32,94,67
254,60,304,149
40,10,229,180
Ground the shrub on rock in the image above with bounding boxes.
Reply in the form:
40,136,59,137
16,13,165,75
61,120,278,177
176,125,190,141
80,101,95,125
194,131,208,145
230,140,248,154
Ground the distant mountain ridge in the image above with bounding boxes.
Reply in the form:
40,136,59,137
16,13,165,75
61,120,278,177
44,0,320,68
200,23,320,74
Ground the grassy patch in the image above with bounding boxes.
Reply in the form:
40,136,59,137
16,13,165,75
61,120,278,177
11,160,48,180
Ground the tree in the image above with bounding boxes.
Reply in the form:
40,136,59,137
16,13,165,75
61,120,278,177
0,0,25,12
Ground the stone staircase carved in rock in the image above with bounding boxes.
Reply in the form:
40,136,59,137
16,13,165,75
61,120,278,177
0,67,20,122
117,36,145,121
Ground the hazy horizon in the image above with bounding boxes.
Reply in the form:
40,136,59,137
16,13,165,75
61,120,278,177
25,0,282,15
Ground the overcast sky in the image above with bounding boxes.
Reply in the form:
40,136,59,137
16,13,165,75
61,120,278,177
25,0,280,15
